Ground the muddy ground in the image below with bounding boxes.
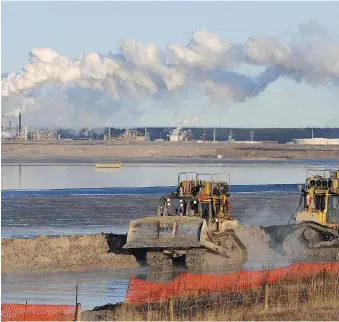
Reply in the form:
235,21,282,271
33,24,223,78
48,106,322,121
0,224,282,274
1,233,138,274
3,225,338,275
1,226,275,274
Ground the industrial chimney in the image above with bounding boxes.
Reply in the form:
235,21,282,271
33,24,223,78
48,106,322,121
18,113,22,134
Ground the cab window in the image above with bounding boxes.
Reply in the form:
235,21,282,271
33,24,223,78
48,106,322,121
328,196,339,224
314,194,325,211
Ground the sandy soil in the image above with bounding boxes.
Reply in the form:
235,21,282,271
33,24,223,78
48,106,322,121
4,225,336,275
235,225,284,261
1,233,139,274
2,141,339,162
1,226,283,275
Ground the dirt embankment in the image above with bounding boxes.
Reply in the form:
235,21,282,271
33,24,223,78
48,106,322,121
2,141,339,162
1,233,139,274
1,226,285,275
2,226,337,275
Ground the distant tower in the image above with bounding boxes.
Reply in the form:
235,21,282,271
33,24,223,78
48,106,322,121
250,130,255,142
144,128,150,141
18,113,22,134
228,130,233,141
202,128,206,142
23,124,28,140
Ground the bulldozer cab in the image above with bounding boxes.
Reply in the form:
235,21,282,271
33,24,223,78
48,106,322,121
298,169,339,226
156,172,232,231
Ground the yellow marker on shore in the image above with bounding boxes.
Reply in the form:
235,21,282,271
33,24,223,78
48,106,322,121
95,161,122,168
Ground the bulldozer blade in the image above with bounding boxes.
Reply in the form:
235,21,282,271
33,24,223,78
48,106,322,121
123,216,206,249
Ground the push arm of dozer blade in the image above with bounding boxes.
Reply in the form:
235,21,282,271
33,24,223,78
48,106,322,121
288,192,305,225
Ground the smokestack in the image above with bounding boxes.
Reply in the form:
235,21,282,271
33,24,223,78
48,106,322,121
9,120,11,131
19,113,22,133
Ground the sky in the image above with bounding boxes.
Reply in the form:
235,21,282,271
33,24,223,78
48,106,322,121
1,1,339,129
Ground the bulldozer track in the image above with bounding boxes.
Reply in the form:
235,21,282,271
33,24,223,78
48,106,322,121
146,251,172,269
185,249,207,268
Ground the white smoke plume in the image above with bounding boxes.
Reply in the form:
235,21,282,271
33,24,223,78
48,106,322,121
2,97,35,117
169,116,199,135
169,116,199,126
1,19,339,127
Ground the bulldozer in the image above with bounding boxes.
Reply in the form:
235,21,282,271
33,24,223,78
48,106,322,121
282,169,339,259
123,172,248,270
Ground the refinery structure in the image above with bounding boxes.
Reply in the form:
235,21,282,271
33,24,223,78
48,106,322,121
167,117,196,142
1,113,339,145
104,128,150,141
168,127,193,142
1,113,56,141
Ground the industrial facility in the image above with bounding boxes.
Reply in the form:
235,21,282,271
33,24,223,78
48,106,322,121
1,113,56,141
104,128,150,141
28,131,56,141
168,127,193,142
1,113,339,145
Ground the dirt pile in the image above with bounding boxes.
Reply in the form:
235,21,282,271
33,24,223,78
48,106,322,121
1,233,139,274
234,225,290,268
238,225,339,264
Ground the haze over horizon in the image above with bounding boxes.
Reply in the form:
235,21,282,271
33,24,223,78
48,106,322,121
1,1,339,129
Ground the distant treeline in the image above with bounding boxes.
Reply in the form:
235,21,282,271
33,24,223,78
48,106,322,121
55,127,339,143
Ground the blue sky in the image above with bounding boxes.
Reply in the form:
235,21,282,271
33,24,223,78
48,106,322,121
1,1,339,128
2,1,339,72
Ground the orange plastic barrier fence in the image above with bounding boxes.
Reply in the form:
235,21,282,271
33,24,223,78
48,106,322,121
1,304,76,321
126,262,339,305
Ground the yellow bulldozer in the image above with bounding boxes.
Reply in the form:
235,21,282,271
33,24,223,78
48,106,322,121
282,169,339,258
123,172,247,270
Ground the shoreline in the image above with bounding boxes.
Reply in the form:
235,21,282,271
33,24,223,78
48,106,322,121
2,157,339,164
2,141,339,164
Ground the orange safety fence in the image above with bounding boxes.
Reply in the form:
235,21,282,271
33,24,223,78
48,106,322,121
126,262,339,305
1,304,76,321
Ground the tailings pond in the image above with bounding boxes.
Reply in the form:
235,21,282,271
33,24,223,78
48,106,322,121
1,160,336,311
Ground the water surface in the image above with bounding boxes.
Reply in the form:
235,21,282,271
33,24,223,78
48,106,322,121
1,162,332,190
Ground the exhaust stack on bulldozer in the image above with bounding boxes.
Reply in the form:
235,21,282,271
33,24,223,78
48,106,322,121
123,172,247,270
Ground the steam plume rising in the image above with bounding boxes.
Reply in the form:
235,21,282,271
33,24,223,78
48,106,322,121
1,19,339,127
169,116,199,135
2,98,35,117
